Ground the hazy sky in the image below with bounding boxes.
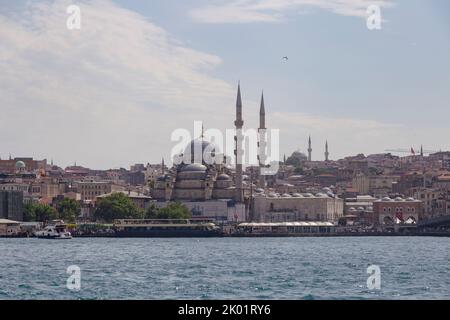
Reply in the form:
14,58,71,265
1,0,449,169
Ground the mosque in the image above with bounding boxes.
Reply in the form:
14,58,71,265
151,84,264,221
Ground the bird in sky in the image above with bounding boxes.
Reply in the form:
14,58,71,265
282,56,288,61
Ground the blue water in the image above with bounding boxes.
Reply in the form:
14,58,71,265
0,237,449,300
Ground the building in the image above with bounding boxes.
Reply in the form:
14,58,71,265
352,174,399,197
73,180,112,201
0,158,47,174
252,192,344,223
344,195,377,226
373,196,421,227
0,219,21,236
0,191,24,221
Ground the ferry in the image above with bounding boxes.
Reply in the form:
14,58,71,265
113,219,222,238
34,221,72,239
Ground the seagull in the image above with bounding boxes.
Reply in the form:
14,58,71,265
282,56,288,61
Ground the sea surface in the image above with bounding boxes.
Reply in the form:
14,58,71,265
0,237,449,300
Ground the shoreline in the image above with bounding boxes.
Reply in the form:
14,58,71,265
2,232,450,238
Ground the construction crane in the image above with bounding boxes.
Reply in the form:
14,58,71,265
384,146,439,156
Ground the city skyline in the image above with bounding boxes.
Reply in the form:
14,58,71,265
1,0,450,169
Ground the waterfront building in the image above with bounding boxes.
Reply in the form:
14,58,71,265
0,219,21,236
373,196,421,227
0,191,24,221
252,191,344,223
410,188,447,219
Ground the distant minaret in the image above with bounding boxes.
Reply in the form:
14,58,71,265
325,140,329,162
283,154,286,165
308,136,312,161
258,91,266,188
234,83,244,203
161,157,165,175
420,145,424,157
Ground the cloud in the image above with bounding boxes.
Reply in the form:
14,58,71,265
190,0,395,24
0,0,234,168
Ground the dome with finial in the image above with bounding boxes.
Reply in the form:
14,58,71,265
15,160,26,169
181,139,221,165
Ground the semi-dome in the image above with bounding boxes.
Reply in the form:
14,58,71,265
15,160,26,169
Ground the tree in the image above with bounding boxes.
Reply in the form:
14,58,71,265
23,203,36,222
145,203,159,219
24,203,58,222
94,193,143,222
145,202,191,220
58,198,81,223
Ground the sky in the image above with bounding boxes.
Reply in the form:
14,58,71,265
0,0,449,169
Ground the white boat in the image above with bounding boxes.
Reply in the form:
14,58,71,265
35,223,72,239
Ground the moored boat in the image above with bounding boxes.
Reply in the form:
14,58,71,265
34,221,72,239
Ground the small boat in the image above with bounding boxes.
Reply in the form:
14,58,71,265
35,223,72,239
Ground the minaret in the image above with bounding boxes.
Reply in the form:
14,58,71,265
420,145,424,157
325,140,329,162
308,136,312,161
258,91,266,188
234,83,244,203
161,157,165,175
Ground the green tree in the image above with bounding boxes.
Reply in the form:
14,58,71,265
94,193,143,222
145,202,192,220
145,203,159,219
58,198,81,223
24,203,58,222
23,203,37,222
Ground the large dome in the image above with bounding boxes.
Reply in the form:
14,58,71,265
182,139,221,164
15,161,26,169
